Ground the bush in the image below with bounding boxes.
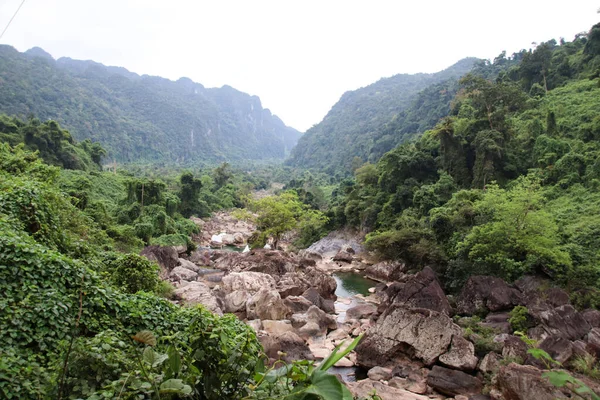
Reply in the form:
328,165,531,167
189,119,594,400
109,254,160,294
509,305,532,332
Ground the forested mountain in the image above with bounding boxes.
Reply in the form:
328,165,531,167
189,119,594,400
0,45,301,163
286,57,479,174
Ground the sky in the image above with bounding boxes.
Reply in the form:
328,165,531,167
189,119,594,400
0,1,598,132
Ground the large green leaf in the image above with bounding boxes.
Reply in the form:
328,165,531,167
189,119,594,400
159,379,192,395
304,370,345,400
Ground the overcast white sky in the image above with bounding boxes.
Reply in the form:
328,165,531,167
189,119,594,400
0,1,598,131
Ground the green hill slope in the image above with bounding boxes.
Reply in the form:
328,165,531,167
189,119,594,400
0,46,301,163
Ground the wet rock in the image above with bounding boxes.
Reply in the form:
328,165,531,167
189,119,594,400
173,281,222,314
356,305,462,367
538,304,590,340
347,379,430,400
457,276,522,315
367,366,393,381
170,266,198,281
246,288,288,321
365,260,406,282
495,363,568,399
259,331,313,363
380,267,451,315
427,366,483,396
439,335,478,371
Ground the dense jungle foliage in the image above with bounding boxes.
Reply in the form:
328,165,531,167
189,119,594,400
286,57,479,174
0,45,301,163
326,26,600,296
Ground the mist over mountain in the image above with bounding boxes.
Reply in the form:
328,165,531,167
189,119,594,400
0,45,301,164
286,58,479,173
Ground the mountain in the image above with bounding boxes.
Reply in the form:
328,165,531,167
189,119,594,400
0,45,301,163
286,58,479,174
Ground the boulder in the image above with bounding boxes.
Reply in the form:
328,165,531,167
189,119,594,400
586,327,600,357
495,363,568,399
582,309,600,328
224,290,250,313
380,267,451,315
365,260,406,282
221,271,276,294
346,303,377,321
262,320,294,335
301,287,335,313
502,335,528,361
283,296,314,313
298,249,323,261
188,250,211,266
233,232,245,244
221,234,236,245
246,319,262,333
356,305,462,367
481,311,512,334
246,289,288,321
304,230,364,258
259,331,313,363
173,281,222,314
141,245,179,277
457,276,522,315
531,336,573,366
178,258,201,273
333,250,354,263
426,366,483,396
367,366,393,381
347,379,429,400
303,268,337,300
439,335,478,371
170,266,198,281
479,352,501,374
538,304,591,340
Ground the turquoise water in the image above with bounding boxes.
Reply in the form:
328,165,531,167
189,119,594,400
333,272,377,297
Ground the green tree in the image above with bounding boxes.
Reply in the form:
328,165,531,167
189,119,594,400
178,172,203,218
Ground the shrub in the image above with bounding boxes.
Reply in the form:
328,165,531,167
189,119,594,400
509,305,531,332
109,254,160,294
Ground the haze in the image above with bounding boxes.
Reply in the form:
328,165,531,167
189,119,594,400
0,0,598,132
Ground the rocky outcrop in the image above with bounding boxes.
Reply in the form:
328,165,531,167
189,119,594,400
221,271,276,293
457,275,522,315
356,305,462,367
141,245,179,277
170,266,198,281
246,288,288,321
304,230,364,258
332,249,354,263
426,366,483,396
439,335,478,371
173,282,222,314
379,267,451,315
346,379,430,400
537,304,591,341
259,331,313,363
494,363,568,399
365,260,406,282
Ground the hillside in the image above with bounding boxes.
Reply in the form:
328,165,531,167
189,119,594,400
0,45,301,163
286,57,479,173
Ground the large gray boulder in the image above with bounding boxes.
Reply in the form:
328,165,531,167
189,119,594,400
356,305,462,367
365,260,406,282
538,304,591,341
259,331,313,363
457,275,522,315
174,282,222,314
178,258,201,273
221,271,276,294
426,366,483,396
246,288,288,321
170,266,198,281
439,335,478,371
495,363,568,399
141,245,179,277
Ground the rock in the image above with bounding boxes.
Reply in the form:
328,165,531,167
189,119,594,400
439,335,478,371
305,230,365,258
582,309,600,328
347,379,430,400
298,249,323,261
170,266,198,281
529,336,573,366
346,303,377,321
301,287,335,313
178,258,201,273
502,335,528,361
479,352,501,374
224,290,251,313
188,249,211,266
457,276,522,315
246,319,262,333
259,331,313,363
365,260,406,282
516,276,570,315
306,305,337,330
380,267,451,315
221,234,236,245
141,245,179,277
303,268,337,300
221,271,276,294
333,250,354,263
246,289,288,321
283,296,314,313
367,366,393,381
327,328,350,341
334,357,353,367
586,327,600,357
233,232,245,244
173,281,222,314
538,304,591,340
481,312,512,334
495,363,568,399
262,320,294,335
190,216,205,228
427,366,483,396
356,305,462,367
298,321,323,339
